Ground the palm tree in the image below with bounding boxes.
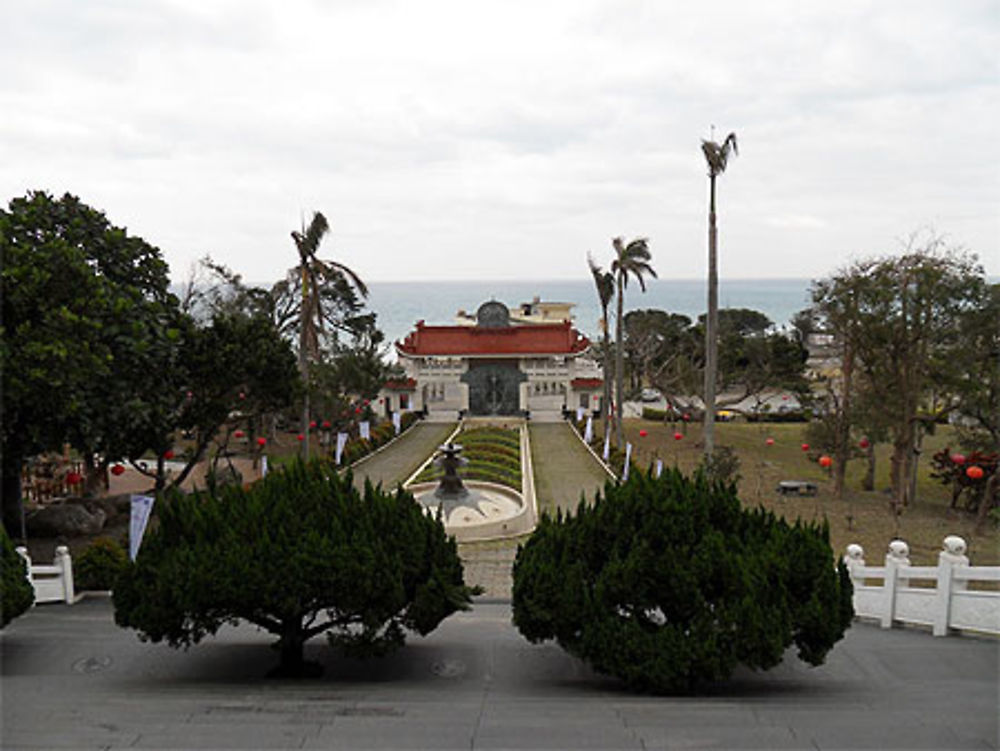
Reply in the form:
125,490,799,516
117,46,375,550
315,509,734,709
701,131,738,458
291,212,368,458
588,255,615,443
611,237,656,449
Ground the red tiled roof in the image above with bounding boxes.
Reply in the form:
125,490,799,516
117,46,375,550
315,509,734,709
396,321,591,357
570,377,604,389
383,378,418,391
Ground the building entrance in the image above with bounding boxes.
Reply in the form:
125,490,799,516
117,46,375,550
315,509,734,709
461,361,526,415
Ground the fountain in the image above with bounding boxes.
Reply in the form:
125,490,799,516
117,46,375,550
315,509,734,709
409,437,535,542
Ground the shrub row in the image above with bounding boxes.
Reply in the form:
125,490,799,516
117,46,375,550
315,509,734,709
341,412,420,465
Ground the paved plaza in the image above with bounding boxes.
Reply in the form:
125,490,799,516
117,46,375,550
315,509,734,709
2,598,997,750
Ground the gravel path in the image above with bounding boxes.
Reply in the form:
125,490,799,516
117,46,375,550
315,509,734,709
528,422,610,516
350,422,457,492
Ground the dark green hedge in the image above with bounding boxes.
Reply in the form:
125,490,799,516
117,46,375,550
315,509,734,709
512,468,853,693
1,527,33,628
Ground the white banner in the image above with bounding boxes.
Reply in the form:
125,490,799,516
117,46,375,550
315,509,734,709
392,411,402,435
603,433,610,461
584,415,593,443
335,432,348,464
260,454,268,478
623,442,632,482
129,494,155,561
359,421,371,441
576,406,584,422
655,458,663,478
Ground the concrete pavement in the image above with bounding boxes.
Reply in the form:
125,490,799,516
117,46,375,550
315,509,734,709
2,598,997,750
350,423,457,492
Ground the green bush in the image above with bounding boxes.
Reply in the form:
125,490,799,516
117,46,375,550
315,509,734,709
512,468,853,693
2,527,33,627
113,459,475,677
75,537,129,591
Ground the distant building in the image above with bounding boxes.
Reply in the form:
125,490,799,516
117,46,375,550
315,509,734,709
379,300,603,420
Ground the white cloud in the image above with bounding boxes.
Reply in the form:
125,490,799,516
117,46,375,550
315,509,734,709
1,0,997,283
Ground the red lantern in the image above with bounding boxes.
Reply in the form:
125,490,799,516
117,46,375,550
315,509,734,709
296,433,304,442
66,471,82,486
782,394,789,401
951,453,966,465
355,407,361,414
766,438,775,446
110,464,126,476
819,455,832,468
186,390,193,398
309,420,317,429
593,395,599,401
239,391,246,400
859,437,870,450
801,443,810,452
674,432,683,441
682,413,690,422
163,449,174,460
322,420,331,429
256,437,266,447
966,465,985,480
364,399,370,406
639,429,648,437
234,429,245,439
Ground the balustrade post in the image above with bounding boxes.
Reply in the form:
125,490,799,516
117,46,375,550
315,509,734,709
882,540,910,629
55,545,75,604
933,536,969,637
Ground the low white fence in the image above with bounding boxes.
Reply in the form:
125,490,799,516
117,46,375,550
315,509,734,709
843,536,999,637
15,545,76,605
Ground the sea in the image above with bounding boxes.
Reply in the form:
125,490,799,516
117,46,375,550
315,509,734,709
367,278,815,350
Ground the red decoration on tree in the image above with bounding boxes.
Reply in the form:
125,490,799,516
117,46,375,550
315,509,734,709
355,407,361,414
66,471,82,485
296,434,304,442
639,429,648,437
111,464,126,476
322,420,331,429
309,420,317,429
819,455,832,468
256,437,266,447
766,438,775,446
674,432,683,441
951,453,966,465
966,465,985,480
364,399,370,406
682,413,690,422
163,450,175,460
859,437,870,450
239,391,246,400
801,443,810,452
233,429,245,439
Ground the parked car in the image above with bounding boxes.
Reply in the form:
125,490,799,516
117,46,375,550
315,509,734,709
640,388,662,402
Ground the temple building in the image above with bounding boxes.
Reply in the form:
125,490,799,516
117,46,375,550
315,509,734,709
379,300,604,421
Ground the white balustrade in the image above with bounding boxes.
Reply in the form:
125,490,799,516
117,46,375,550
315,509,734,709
15,545,76,605
842,537,999,637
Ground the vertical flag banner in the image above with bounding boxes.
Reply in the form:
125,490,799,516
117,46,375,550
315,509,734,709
584,416,593,443
129,494,156,561
393,411,402,435
260,455,268,478
335,432,348,464
623,442,633,482
656,458,663,478
603,433,611,461
576,406,585,422
359,421,371,441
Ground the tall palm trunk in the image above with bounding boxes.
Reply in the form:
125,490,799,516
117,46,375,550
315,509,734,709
615,275,625,449
704,175,718,458
299,266,311,460
601,308,612,441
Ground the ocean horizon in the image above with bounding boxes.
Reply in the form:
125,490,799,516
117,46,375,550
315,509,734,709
367,277,814,349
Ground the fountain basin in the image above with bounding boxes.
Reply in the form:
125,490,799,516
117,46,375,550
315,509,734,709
410,480,532,543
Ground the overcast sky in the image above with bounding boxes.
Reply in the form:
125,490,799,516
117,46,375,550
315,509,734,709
3,0,997,283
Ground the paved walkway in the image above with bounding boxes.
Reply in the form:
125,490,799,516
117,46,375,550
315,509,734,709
350,422,456,492
2,598,996,749
528,422,610,515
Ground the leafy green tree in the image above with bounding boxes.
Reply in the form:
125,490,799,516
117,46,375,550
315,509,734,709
611,237,656,447
513,469,852,693
1,191,177,532
588,255,616,440
1,526,33,627
701,131,739,458
811,244,986,512
113,460,475,677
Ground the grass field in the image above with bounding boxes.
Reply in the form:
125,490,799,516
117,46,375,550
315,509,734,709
615,419,998,567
